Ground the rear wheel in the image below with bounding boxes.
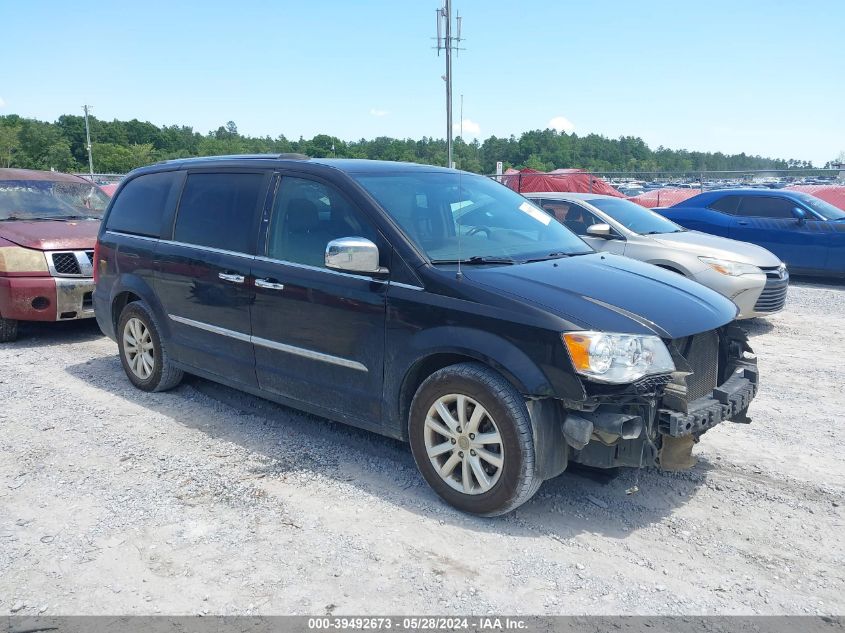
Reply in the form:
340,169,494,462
118,302,183,392
0,316,18,343
409,363,541,516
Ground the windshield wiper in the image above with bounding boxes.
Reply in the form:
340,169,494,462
431,256,519,265
524,251,592,263
524,252,571,263
0,214,98,222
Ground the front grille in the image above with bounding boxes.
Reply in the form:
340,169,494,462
51,252,81,275
754,269,788,313
674,330,719,402
85,250,94,264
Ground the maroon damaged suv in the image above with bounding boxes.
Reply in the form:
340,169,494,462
0,168,110,342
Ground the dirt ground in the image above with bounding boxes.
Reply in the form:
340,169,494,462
1,281,843,616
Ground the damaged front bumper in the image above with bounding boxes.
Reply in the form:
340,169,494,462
0,275,94,322
547,324,758,473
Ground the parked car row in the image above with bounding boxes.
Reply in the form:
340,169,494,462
525,193,789,318
3,157,829,516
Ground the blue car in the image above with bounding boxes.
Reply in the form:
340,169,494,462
657,189,845,277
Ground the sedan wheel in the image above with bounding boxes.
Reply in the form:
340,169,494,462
123,317,155,380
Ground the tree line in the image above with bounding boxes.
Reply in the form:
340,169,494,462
0,113,830,176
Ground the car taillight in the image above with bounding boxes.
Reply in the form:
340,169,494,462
93,240,101,283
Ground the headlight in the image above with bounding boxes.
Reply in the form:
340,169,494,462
562,331,675,384
699,257,761,277
0,245,49,274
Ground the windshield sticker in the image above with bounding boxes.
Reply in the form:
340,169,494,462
519,201,551,226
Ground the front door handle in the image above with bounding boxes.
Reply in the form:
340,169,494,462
255,278,285,290
737,221,749,226
218,272,245,284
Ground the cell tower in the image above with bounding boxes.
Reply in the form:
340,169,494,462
435,0,463,169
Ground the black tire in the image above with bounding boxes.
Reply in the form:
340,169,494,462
408,362,541,516
117,301,183,392
0,316,18,343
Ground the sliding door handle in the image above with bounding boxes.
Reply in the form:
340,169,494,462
255,278,285,290
218,272,245,284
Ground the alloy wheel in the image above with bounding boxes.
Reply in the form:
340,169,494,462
423,394,504,495
123,317,155,380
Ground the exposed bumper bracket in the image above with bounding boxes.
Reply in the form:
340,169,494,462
658,364,759,437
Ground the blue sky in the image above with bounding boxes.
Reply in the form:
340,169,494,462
1,0,843,164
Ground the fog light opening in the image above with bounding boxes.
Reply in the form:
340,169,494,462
31,296,50,310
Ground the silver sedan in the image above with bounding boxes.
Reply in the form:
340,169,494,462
524,192,788,319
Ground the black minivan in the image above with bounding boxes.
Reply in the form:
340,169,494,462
93,155,759,516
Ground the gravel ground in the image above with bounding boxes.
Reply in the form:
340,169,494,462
1,281,844,616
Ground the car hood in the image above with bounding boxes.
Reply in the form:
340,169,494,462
0,219,100,250
463,253,737,339
651,231,782,267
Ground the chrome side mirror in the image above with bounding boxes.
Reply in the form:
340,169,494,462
325,237,387,275
586,223,613,238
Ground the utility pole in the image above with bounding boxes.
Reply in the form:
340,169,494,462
82,104,95,182
435,0,462,169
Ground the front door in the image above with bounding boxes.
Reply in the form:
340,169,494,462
250,174,387,426
155,170,271,386
729,196,828,272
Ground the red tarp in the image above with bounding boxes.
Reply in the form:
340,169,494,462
99,183,119,197
784,184,845,211
500,168,623,197
626,188,701,209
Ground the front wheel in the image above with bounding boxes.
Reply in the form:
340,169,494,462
408,363,541,516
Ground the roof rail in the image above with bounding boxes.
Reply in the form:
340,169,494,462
157,153,310,165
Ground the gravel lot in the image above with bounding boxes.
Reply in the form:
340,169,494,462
1,281,844,616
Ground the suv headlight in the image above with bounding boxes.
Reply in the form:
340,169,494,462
699,257,761,277
562,331,675,384
0,245,49,274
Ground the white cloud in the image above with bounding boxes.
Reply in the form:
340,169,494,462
460,118,481,136
548,115,575,134
0,97,6,108
369,108,389,117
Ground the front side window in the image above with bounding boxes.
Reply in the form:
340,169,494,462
353,172,592,263
266,176,379,268
0,179,109,221
584,197,683,235
173,172,265,253
737,196,796,219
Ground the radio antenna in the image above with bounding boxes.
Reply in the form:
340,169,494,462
456,94,465,281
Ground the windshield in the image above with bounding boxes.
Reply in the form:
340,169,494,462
797,194,845,221
0,179,109,221
585,197,684,235
354,172,593,262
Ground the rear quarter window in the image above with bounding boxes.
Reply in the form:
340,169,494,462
106,171,181,237
708,195,741,214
